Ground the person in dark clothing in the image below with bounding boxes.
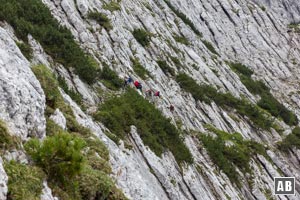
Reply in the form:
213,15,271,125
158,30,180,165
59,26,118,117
124,76,133,87
169,105,174,112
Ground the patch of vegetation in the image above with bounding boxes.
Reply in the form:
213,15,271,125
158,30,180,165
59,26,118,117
32,65,127,200
228,62,298,126
200,125,267,186
170,56,182,69
25,132,87,185
16,41,33,60
103,0,121,12
32,65,74,116
131,58,150,80
87,11,112,31
260,6,266,12
4,161,45,200
163,0,202,37
202,40,219,55
0,0,99,84
132,28,151,47
288,22,300,32
157,60,175,76
176,73,273,130
57,75,83,105
94,88,193,164
173,34,189,45
103,1,121,12
0,120,20,152
99,64,123,90
279,127,300,152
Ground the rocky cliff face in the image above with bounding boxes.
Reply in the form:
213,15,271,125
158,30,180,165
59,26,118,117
1,0,300,199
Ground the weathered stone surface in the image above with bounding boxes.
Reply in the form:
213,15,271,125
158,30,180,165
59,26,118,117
40,181,58,200
0,157,8,200
0,27,46,140
49,109,67,130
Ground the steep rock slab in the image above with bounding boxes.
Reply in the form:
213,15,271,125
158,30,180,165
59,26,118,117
0,157,8,200
0,27,46,139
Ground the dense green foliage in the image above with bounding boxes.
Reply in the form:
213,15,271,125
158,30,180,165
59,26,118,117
32,65,74,116
228,62,298,126
176,73,273,130
87,12,112,30
25,132,86,184
31,65,127,200
103,1,121,12
132,28,151,47
164,0,202,36
279,127,300,152
131,58,150,79
0,120,20,151
173,34,189,45
0,0,99,84
94,88,193,164
200,125,267,185
202,40,218,55
57,75,83,105
16,41,33,60
99,65,123,90
157,60,175,76
288,23,300,32
4,161,45,200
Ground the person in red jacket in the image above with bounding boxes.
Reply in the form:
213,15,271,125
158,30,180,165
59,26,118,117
134,80,142,92
154,91,160,97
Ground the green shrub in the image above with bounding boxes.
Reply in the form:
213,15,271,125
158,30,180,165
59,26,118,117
258,94,298,126
131,58,150,79
57,75,83,105
200,126,267,186
32,66,127,199
94,88,193,164
176,73,273,130
46,118,64,136
16,41,33,60
132,29,151,47
25,132,86,185
103,1,121,12
288,23,300,32
0,120,20,151
0,0,99,84
32,65,74,116
170,56,182,69
4,161,45,200
163,0,202,36
228,62,298,126
157,60,175,76
202,40,219,55
227,62,253,77
279,127,300,152
99,65,123,90
87,12,112,30
76,165,113,200
173,34,189,45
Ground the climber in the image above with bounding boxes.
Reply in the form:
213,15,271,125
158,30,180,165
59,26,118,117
154,91,160,97
124,76,133,87
127,76,133,84
134,80,142,92
145,89,153,97
169,105,174,112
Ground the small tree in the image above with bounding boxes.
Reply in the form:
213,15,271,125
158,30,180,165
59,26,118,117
25,132,86,185
132,29,151,47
